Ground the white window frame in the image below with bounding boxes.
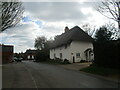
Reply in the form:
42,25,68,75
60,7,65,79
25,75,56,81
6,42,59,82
76,53,80,58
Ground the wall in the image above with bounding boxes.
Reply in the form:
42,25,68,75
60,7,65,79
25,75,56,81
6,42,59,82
2,52,13,63
69,41,93,62
50,41,93,63
0,45,14,64
50,44,71,61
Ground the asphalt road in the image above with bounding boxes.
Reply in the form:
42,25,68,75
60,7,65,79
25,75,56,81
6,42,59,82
0,66,2,89
2,61,120,88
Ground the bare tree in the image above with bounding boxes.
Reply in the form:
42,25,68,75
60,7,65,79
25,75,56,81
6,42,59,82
96,0,120,37
81,24,96,37
104,22,118,39
0,1,24,32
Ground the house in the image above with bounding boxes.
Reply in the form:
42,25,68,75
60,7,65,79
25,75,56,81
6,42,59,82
50,26,94,63
24,49,36,60
0,44,14,64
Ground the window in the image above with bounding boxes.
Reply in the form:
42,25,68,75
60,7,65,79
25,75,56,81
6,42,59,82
76,53,80,58
91,53,93,56
60,53,62,59
71,53,73,55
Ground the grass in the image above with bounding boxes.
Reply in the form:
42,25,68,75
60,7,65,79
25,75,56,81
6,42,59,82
80,64,119,78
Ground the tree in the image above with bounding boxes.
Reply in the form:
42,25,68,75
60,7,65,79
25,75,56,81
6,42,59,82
34,36,53,62
81,24,96,37
95,26,112,43
96,0,120,37
34,36,47,50
104,22,118,39
34,36,53,50
93,26,119,68
0,1,24,32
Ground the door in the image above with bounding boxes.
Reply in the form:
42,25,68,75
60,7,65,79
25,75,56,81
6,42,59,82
73,56,75,63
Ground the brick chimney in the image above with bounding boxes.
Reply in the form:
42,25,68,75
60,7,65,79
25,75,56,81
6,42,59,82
64,26,69,33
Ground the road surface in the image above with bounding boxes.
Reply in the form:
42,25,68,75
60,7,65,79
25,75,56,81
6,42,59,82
2,61,120,88
0,66,2,89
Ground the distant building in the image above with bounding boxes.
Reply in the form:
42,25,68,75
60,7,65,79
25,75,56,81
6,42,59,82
14,52,25,59
50,26,94,63
0,44,14,64
24,49,37,60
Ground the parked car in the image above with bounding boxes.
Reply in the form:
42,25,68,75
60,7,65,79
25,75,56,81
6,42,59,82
14,57,17,61
14,57,22,62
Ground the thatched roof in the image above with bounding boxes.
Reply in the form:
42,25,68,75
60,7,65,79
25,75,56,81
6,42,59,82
51,26,93,49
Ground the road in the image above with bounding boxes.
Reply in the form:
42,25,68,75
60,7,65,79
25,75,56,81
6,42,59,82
0,66,2,90
2,61,119,88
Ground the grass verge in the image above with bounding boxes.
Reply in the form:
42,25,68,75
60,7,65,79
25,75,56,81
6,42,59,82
80,64,119,79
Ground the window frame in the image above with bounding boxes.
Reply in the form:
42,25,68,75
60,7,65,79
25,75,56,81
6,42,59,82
60,53,62,59
76,53,80,58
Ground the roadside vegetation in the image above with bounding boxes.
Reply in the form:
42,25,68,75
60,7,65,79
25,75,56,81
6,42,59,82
80,25,120,79
93,25,120,69
40,59,71,65
80,64,119,79
34,37,71,65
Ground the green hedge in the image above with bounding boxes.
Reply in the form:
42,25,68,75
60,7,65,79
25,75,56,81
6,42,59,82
93,39,120,69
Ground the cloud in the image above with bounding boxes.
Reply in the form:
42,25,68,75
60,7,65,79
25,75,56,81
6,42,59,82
1,21,42,52
23,2,92,22
23,2,110,26
1,1,116,53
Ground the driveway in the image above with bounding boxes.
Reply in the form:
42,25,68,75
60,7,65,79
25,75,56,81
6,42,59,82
58,62,92,70
2,61,119,88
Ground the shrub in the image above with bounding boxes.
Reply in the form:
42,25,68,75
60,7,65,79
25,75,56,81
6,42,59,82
63,59,71,64
80,60,87,63
35,50,49,62
55,58,63,62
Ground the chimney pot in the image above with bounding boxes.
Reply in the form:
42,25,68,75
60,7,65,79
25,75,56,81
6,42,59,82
64,26,69,32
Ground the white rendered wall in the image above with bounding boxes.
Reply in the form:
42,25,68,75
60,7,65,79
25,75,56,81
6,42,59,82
50,45,71,60
50,41,93,63
69,41,93,62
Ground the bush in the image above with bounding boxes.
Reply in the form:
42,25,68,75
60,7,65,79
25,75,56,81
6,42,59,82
35,50,49,62
50,58,71,64
63,59,71,64
55,58,63,62
80,60,86,63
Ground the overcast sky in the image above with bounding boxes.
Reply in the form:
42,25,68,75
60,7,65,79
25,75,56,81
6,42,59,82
0,0,117,53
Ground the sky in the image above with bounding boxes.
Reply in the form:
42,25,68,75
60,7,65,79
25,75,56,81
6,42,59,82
0,0,117,53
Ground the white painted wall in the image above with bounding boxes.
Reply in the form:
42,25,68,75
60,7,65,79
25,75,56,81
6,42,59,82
32,55,34,59
50,45,71,60
69,41,93,62
27,55,30,59
50,41,93,63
